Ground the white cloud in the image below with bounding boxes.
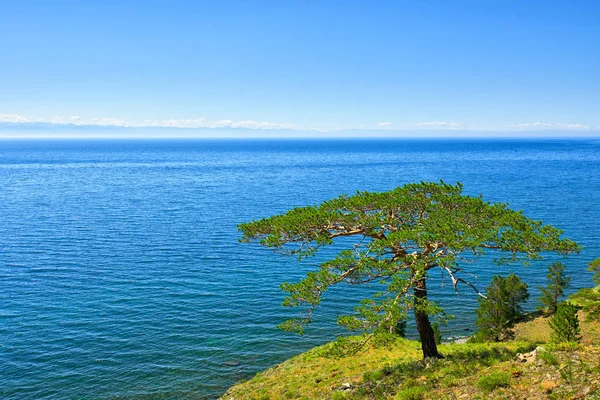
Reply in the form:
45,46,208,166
2,113,594,133
0,114,296,130
0,114,32,123
512,122,590,130
414,121,464,130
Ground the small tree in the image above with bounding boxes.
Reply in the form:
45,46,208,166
588,258,600,285
549,302,581,343
238,181,579,359
537,262,571,315
475,274,530,341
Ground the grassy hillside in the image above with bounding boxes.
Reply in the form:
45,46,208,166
222,288,600,400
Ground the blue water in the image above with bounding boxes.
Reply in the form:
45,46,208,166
1,139,599,399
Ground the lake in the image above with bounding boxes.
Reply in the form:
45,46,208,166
1,139,599,399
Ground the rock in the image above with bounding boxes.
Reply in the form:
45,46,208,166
515,346,545,364
541,380,557,393
339,382,353,391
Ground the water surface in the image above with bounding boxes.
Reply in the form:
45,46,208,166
1,139,599,399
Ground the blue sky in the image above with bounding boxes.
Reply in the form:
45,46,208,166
1,0,599,135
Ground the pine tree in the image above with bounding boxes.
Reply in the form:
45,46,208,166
537,262,571,315
475,274,530,342
239,181,579,359
549,302,581,343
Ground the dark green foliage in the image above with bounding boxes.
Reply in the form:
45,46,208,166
588,258,600,285
549,302,581,343
432,322,442,345
475,274,530,342
394,318,408,337
238,181,579,359
537,262,570,315
476,371,511,393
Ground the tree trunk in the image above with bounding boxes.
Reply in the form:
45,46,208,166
413,277,442,359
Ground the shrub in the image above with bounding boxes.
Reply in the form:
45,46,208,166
476,371,511,393
549,302,581,343
475,274,529,341
537,262,570,314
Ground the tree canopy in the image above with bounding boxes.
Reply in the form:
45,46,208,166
238,181,579,358
475,274,529,342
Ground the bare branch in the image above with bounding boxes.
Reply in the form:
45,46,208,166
442,266,487,299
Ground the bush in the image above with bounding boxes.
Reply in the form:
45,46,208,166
549,302,581,343
475,274,529,342
476,371,511,393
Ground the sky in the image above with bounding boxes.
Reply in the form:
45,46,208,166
1,0,599,136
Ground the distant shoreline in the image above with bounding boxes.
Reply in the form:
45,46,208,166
1,135,600,141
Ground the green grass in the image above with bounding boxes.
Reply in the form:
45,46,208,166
539,350,559,366
222,335,535,399
395,386,426,400
476,371,511,393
